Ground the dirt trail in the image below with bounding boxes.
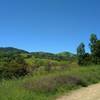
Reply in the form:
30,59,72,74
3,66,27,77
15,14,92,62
56,83,100,100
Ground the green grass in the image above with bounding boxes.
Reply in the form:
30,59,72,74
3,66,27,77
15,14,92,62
0,65,100,100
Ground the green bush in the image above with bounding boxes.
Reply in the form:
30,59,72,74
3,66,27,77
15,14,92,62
23,75,88,93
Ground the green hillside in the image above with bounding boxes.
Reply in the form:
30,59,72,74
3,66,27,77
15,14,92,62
0,47,76,79
57,51,75,57
0,47,29,54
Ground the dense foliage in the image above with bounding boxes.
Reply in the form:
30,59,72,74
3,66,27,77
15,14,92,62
0,65,100,100
0,47,75,79
77,34,100,65
0,53,29,78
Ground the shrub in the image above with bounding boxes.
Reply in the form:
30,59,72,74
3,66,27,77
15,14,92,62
0,54,30,79
23,75,88,93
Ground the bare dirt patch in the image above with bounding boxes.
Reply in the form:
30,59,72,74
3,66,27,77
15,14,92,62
56,83,100,100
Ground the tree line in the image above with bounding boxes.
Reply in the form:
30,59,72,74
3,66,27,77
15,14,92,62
77,33,100,65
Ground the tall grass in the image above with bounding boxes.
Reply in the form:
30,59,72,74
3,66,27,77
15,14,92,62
0,65,100,100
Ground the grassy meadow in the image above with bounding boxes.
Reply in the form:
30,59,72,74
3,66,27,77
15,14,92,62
0,64,100,100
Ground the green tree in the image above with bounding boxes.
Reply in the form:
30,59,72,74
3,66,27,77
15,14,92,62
93,40,100,64
89,33,97,53
77,43,85,65
89,33,100,64
77,43,85,56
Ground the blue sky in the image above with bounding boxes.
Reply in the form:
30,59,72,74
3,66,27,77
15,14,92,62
0,0,100,53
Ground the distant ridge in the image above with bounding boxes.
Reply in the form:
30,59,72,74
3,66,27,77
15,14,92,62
57,51,76,57
0,47,29,54
0,47,76,61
